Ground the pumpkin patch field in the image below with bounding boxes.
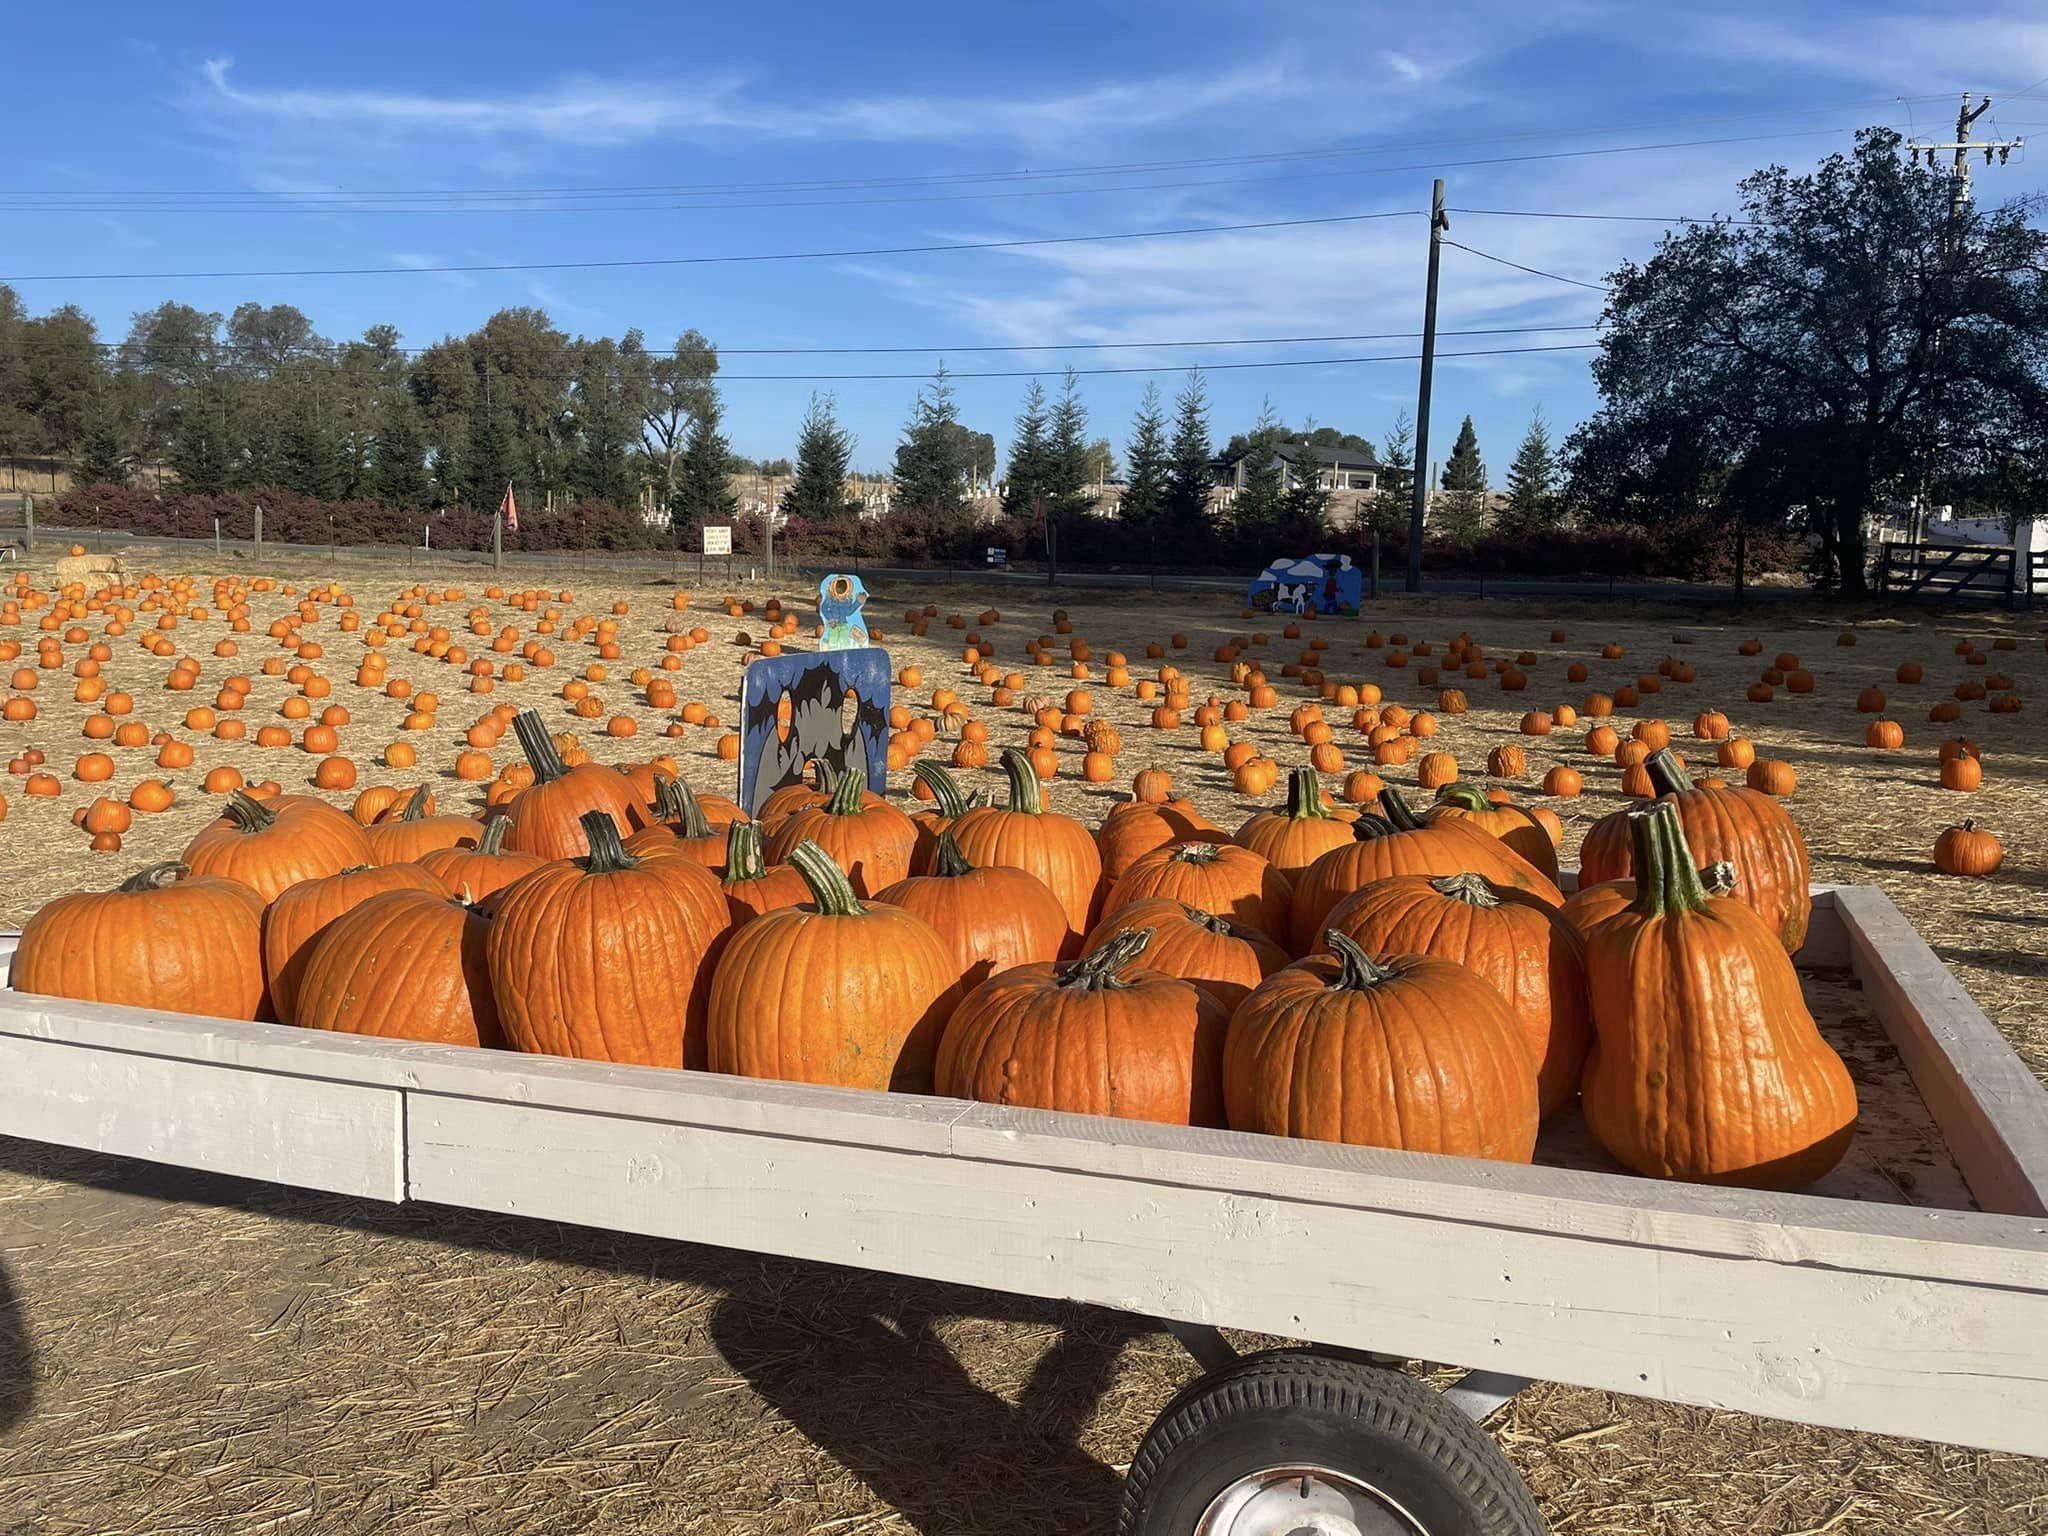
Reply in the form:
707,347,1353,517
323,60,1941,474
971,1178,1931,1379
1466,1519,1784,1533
0,546,2045,1535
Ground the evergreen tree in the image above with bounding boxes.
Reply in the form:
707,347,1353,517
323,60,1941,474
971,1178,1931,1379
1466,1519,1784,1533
1119,382,1170,527
73,392,129,488
892,365,971,521
371,389,432,509
1438,415,1487,542
783,393,858,523
570,337,644,508
238,398,287,489
1163,369,1213,537
1501,409,1561,536
1366,410,1415,537
281,385,346,500
1002,379,1054,517
466,368,515,511
1279,439,1332,545
169,389,234,495
1045,368,1093,520
1229,401,1289,542
675,385,738,529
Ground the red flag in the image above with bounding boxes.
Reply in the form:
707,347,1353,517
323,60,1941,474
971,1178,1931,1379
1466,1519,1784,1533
498,482,519,533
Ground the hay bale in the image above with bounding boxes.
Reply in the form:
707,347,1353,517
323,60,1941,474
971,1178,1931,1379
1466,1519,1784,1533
54,553,123,586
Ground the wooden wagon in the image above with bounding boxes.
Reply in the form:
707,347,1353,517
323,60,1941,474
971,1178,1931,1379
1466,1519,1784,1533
2,882,2044,1535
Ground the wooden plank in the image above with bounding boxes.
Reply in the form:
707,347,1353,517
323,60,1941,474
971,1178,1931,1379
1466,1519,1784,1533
1837,885,2048,1217
0,1030,403,1202
406,1090,2048,1457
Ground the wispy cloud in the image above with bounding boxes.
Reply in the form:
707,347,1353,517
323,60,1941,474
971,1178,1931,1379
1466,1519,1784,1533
1673,9,2048,91
389,252,475,291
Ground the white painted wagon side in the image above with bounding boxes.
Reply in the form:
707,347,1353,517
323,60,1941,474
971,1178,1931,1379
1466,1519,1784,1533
1,887,2045,1459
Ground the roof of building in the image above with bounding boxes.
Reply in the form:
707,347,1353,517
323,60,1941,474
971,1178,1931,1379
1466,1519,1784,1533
1211,440,1378,472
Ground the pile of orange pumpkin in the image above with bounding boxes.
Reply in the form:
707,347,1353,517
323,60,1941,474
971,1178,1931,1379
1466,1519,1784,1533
13,707,1867,1192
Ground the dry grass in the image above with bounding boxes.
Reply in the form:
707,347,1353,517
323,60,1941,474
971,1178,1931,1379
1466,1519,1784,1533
1,544,2044,1533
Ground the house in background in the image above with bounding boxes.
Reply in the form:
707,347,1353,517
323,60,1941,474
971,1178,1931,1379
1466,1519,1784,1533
1210,440,1381,530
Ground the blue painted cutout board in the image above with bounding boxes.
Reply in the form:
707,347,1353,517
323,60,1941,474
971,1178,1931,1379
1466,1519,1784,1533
737,646,892,816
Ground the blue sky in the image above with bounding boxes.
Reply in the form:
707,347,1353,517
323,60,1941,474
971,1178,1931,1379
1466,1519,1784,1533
5,1,2046,480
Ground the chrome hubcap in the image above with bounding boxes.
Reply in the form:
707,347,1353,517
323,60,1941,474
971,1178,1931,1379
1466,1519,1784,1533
1195,1465,1426,1536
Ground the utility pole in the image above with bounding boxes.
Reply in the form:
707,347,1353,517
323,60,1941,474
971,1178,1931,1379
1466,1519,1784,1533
1406,179,1448,592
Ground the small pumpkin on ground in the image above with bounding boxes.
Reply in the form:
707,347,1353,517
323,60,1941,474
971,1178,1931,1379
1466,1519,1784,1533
936,927,1228,1127
295,889,502,1048
1933,820,2002,878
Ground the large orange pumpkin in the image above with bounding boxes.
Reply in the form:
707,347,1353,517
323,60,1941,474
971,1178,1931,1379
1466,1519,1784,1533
180,790,373,904
707,840,959,1093
263,862,442,1024
1232,766,1357,880
295,889,502,1048
1576,802,1856,1188
874,830,1070,984
714,820,812,928
416,816,548,903
908,761,983,873
12,863,267,1020
949,748,1103,941
1426,783,1561,884
1320,872,1589,1118
1577,747,1810,953
489,810,725,1068
1105,840,1291,939
767,763,918,898
1080,897,1289,1012
624,774,726,866
1095,795,1220,887
362,787,482,866
500,709,643,861
1223,935,1539,1162
936,928,1228,1126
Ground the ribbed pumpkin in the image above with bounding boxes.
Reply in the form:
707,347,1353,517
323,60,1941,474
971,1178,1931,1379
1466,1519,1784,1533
500,710,643,862
181,790,374,904
950,748,1103,940
1576,803,1856,1188
263,862,442,1024
909,761,981,873
1081,897,1289,1012
489,810,726,1068
295,889,502,1048
1578,747,1810,953
416,817,548,903
715,820,812,928
767,762,918,898
1224,934,1539,1162
12,863,267,1020
362,787,482,866
1426,784,1561,884
1096,796,1220,887
875,830,1070,987
1105,840,1291,939
1289,787,1563,955
1560,860,1737,941
707,840,959,1093
625,775,726,866
936,928,1228,1126
1320,872,1589,1118
1233,766,1358,880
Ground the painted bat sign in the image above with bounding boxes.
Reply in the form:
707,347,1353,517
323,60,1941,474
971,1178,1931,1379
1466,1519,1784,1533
737,646,892,817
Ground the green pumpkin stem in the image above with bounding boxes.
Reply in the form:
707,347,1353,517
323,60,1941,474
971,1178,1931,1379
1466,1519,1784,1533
1324,930,1397,989
652,775,713,838
1627,801,1712,917
998,747,1047,815
1169,841,1222,865
474,817,511,857
578,810,638,876
1644,747,1696,796
1429,872,1500,908
723,820,768,882
1059,926,1152,990
1378,785,1424,832
1184,906,1235,935
1350,813,1397,841
400,785,431,822
1284,766,1335,821
512,709,569,784
1433,783,1493,815
223,789,279,833
930,829,975,879
825,763,868,816
913,761,970,819
120,861,189,893
788,838,865,916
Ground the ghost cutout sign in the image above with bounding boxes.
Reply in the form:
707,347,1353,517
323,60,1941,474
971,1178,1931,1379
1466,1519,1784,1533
737,646,891,817
818,572,870,650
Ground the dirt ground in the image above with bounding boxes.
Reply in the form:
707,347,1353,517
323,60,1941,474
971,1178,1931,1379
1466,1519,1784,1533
1,546,2044,1534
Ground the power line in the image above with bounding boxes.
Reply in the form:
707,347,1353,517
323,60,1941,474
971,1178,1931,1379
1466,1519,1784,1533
1442,239,1611,291
707,342,1600,382
1450,206,1752,225
0,208,1422,283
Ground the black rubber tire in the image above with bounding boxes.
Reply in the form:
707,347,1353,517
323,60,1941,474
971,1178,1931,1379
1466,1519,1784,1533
1119,1349,1545,1536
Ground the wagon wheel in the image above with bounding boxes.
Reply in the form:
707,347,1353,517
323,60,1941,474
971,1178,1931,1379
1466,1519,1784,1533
1120,1349,1544,1536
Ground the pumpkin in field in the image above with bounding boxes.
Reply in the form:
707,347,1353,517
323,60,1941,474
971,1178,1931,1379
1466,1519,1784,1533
937,928,1228,1127
1939,754,1983,792
1233,766,1357,880
1223,933,1539,1162
295,889,502,1048
1289,787,1564,954
950,748,1103,940
489,810,726,1069
767,762,918,898
1425,784,1561,884
625,775,725,866
263,862,442,1024
416,817,548,903
1576,803,1856,1188
181,790,373,904
1577,748,1810,954
707,840,959,1093
1096,794,1220,887
11,863,267,1021
714,820,812,928
874,830,1070,984
500,709,643,861
362,787,482,866
1081,897,1289,1013
1933,820,2002,878
1105,840,1291,939
1320,872,1589,1118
